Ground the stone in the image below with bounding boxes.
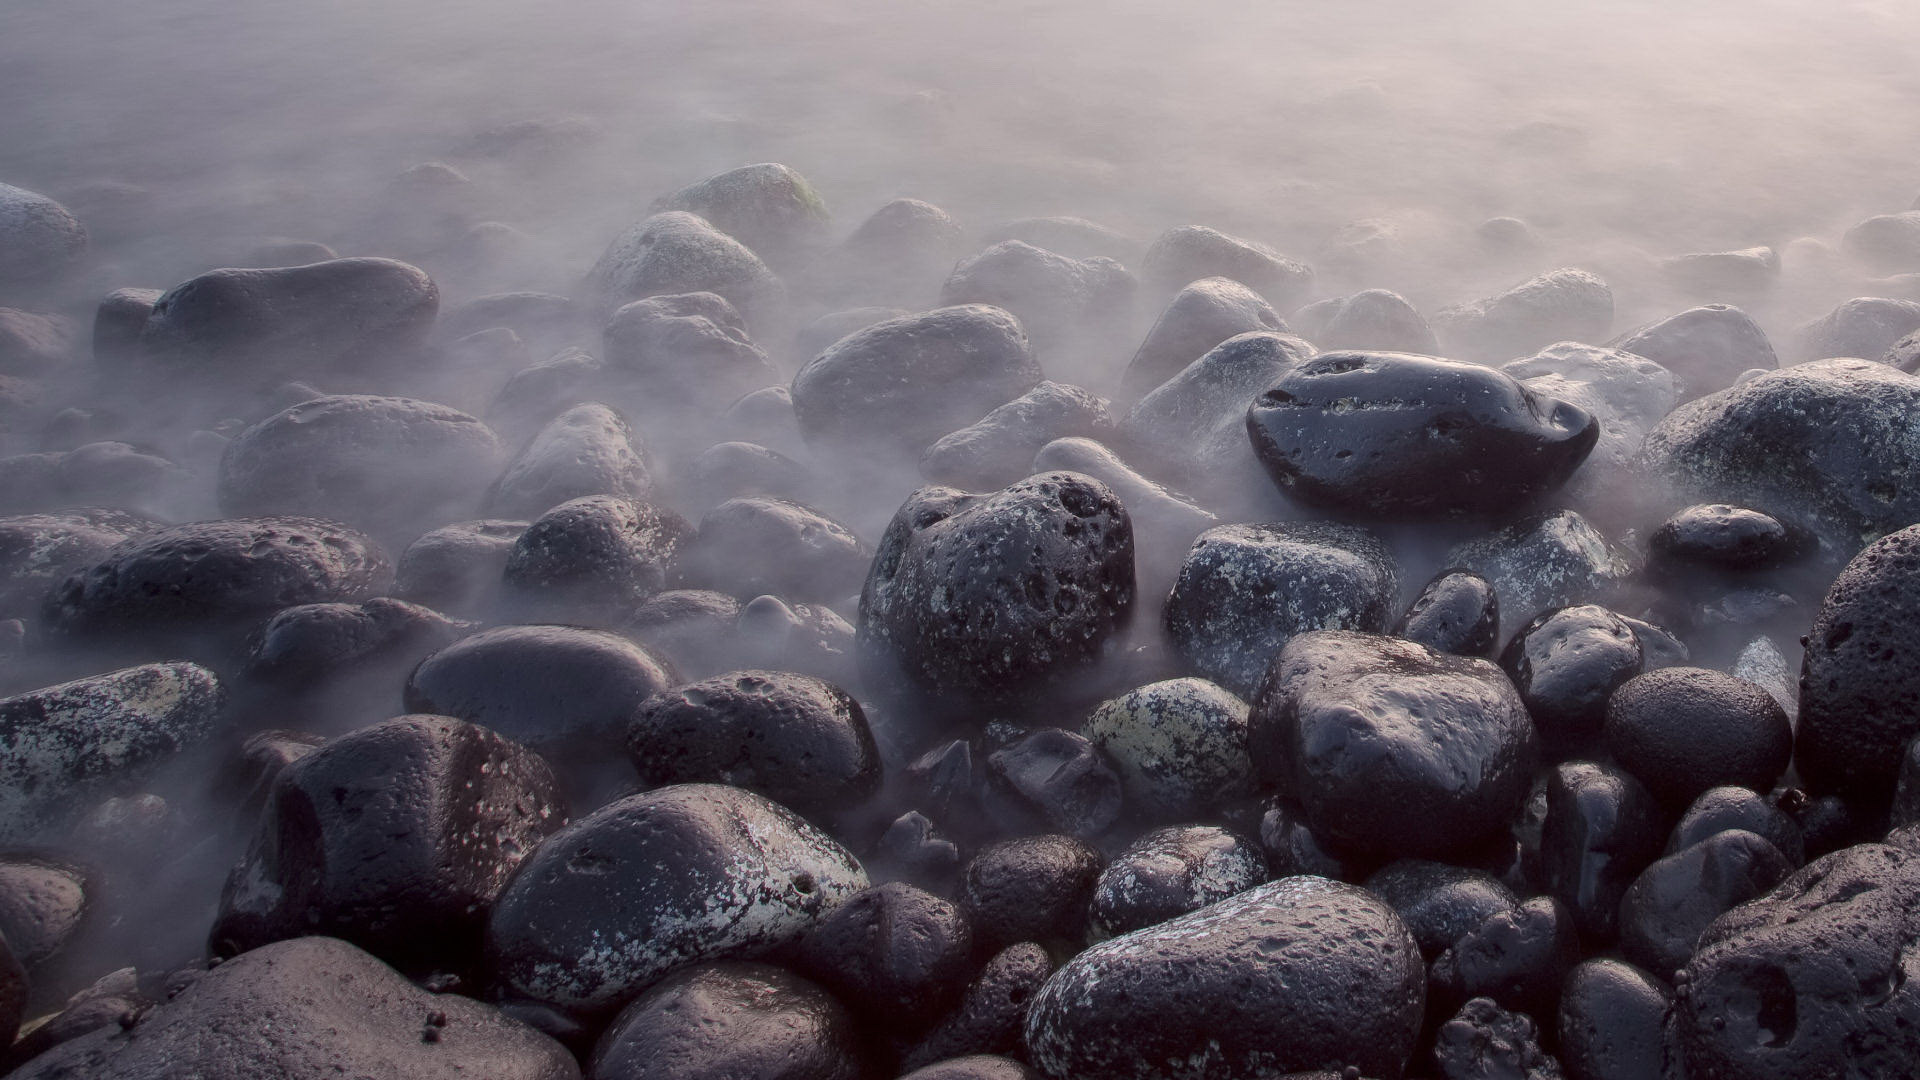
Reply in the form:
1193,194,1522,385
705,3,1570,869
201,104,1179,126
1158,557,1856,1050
678,497,868,603
600,292,777,411
1609,305,1776,401
940,240,1134,356
921,382,1113,492
1081,677,1251,821
1617,829,1792,978
586,962,862,1080
1297,289,1438,354
1139,225,1314,308
1365,859,1520,959
1434,269,1614,361
827,198,963,307
1841,211,1920,274
1540,762,1665,940
1499,605,1644,750
958,835,1102,952
1444,510,1630,638
903,943,1052,1070
1123,331,1314,491
652,163,830,272
488,403,654,520
1395,569,1500,657
584,212,782,322
240,597,466,693
1794,296,1920,363
1671,786,1804,865
1434,997,1564,1080
0,182,87,284
1088,824,1266,939
1030,437,1216,579
983,727,1123,839
0,509,156,621
1429,896,1580,1021
0,309,75,376
1556,959,1674,1080
1120,277,1286,403
393,519,524,616
793,882,974,1028
1605,667,1793,810
501,495,693,623
1500,342,1676,507
1659,247,1779,301
1647,504,1806,573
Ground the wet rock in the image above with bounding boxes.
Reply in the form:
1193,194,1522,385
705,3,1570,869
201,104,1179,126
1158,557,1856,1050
8,936,578,1080
1429,896,1580,1021
586,962,862,1080
621,589,742,679
91,288,163,370
1671,786,1804,865
1841,211,1920,274
1797,523,1920,798
629,670,879,817
1617,829,1792,978
212,715,565,970
394,519,524,616
793,306,909,362
987,216,1138,262
791,304,1039,454
584,212,782,323
721,384,807,458
405,624,676,757
859,473,1133,709
899,1057,1037,1080
1139,225,1313,308
1500,605,1643,751
487,783,865,1016
681,441,810,509
486,346,605,445
44,517,389,643
501,495,693,623
219,395,503,538
1030,437,1216,576
1675,843,1920,1080
1164,521,1397,697
1434,269,1614,362
1123,330,1313,491
1248,630,1538,859
489,403,654,520
1121,277,1286,403
0,182,87,284
1024,876,1424,1080
1501,342,1676,506
601,292,777,410
1089,825,1266,939
1605,667,1792,810
958,835,1102,952
0,509,156,621
1257,797,1353,880
794,881,974,1028
0,309,75,376
869,810,963,895
1659,246,1779,300
1434,997,1564,1080
438,292,592,356
241,596,466,693
652,163,830,272
0,856,88,973
1247,351,1598,518
215,728,325,825
921,382,1112,491
1,967,146,1070
1444,510,1630,637
1396,569,1500,657
1540,762,1665,939
1297,288,1438,354
1609,305,1776,401
733,594,858,686
903,942,1052,1070
983,727,1123,839
1365,859,1520,959
1557,959,1673,1080
827,198,963,307
679,497,868,603
1647,504,1805,573
942,240,1133,352
1081,677,1251,821
1794,295,1920,362
141,258,438,386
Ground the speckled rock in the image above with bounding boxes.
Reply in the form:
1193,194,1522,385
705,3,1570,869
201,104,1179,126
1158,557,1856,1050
1295,288,1437,354
903,942,1053,1070
1794,296,1920,362
1365,859,1520,959
0,182,87,284
1250,631,1537,859
1444,510,1630,638
678,497,868,603
959,835,1102,952
652,163,831,272
502,495,693,623
586,962,862,1080
1122,330,1314,490
583,212,782,322
1164,521,1397,697
394,519,524,615
1139,225,1313,308
1797,523,1920,798
601,292,778,410
1395,569,1499,657
0,509,156,621
921,382,1113,491
1081,677,1251,821
1617,829,1792,978
487,783,866,1016
940,240,1134,355
7,936,579,1080
1434,269,1613,361
859,472,1133,709
1121,277,1286,403
1609,305,1776,401
1088,824,1266,939
0,857,89,972
1024,876,1424,1080
488,403,654,520
1501,342,1676,506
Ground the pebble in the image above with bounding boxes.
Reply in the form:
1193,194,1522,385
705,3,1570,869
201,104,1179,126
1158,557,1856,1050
1556,959,1674,1080
587,962,861,1080
920,381,1113,492
678,496,868,603
958,834,1102,953
1120,277,1285,403
1080,677,1251,821
1087,824,1266,939
0,183,87,284
487,402,654,520
1395,569,1500,657
1124,330,1314,492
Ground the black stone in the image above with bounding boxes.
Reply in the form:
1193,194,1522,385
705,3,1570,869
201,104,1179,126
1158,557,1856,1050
1395,569,1499,657
1647,504,1805,573
1669,786,1804,865
488,403,654,521
1433,997,1564,1080
1540,762,1666,940
1500,605,1643,751
794,881,974,1030
903,942,1053,1071
502,495,693,624
984,727,1123,840
1798,523,1920,799
958,835,1102,953
1365,859,1520,960
241,597,466,694
1617,829,1792,978
1429,896,1580,1022
394,519,524,616
601,292,778,411
1121,277,1286,403
1604,667,1792,810
1557,959,1674,1080
586,962,860,1080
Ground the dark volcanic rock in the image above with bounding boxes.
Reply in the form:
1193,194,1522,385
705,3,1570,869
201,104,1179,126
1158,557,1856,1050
1248,631,1538,859
1246,350,1598,518
1121,277,1286,403
1610,305,1776,401
1396,569,1500,657
487,783,866,1016
502,495,693,623
958,835,1102,952
859,472,1134,709
0,182,87,284
1030,437,1217,578
1616,829,1792,978
1433,269,1613,361
1500,605,1644,750
1434,997,1564,1080
241,596,465,692
488,403,654,520
679,497,868,603
394,519,524,615
903,943,1053,1070
1139,225,1314,308
1647,504,1805,572
794,881,974,1029
583,211,782,322
1540,761,1666,940
1088,824,1266,939
1429,896,1580,1021
1671,786,1804,865
0,509,156,620
921,381,1113,491
1081,677,1251,821
1365,859,1520,960
1557,959,1673,1080
1024,876,1424,1080
586,962,862,1080
1605,667,1792,810
983,727,1123,839
1797,523,1920,799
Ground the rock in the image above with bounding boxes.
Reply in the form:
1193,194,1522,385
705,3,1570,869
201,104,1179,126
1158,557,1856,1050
1540,762,1665,939
141,258,438,386
1609,305,1776,401
1444,510,1630,638
1139,225,1313,308
219,395,503,537
958,835,1102,952
1894,737,1920,828
1249,631,1538,859
986,217,1137,262
681,441,810,509
405,624,676,757
1120,277,1286,403
1675,843,1920,1080
1647,504,1806,573
1081,677,1251,821
1617,829,1792,978
1247,351,1598,518
794,882,974,1029
1796,523,1920,797
1257,797,1352,880
899,1057,1037,1080
1500,342,1676,507
629,670,879,817
212,715,566,971
1434,997,1564,1080
1030,437,1216,578
91,288,162,370
1671,786,1804,865
621,589,742,679
1841,211,1920,275
720,384,807,458
1605,668,1792,810
241,596,466,693
678,497,868,603
1298,289,1438,354
438,292,593,356
859,473,1133,709
394,519,524,616
0,182,87,284
0,856,88,971
790,305,1039,454
903,943,1052,1070
1023,876,1424,1080
584,212,782,323
489,403,654,520
486,346,605,446
1500,605,1644,750
502,495,693,623
1434,269,1614,361
1366,859,1520,960
8,936,578,1080
1659,246,1779,300
601,292,778,411
652,163,830,272
1089,824,1266,939
941,240,1134,353
0,309,76,375
586,962,862,1080
0,509,156,621
487,783,865,1016
1163,521,1398,697
44,517,390,643
983,728,1123,839
1557,959,1673,1080
1794,296,1920,362
827,198,963,307
869,811,963,896
921,382,1113,491
1123,330,1314,491
1429,896,1580,1021
733,594,858,686
1395,569,1499,657
1,966,143,1069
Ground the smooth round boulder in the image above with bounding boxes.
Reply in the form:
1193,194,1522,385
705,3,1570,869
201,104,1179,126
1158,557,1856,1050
920,381,1113,492
793,881,974,1029
939,240,1134,355
1122,330,1314,490
488,403,653,520
651,163,830,272
1647,504,1804,572
1557,959,1673,1080
587,962,861,1080
583,212,781,322
0,183,87,284
240,596,466,693
600,292,777,411
1249,630,1538,859
1120,277,1285,402
1394,569,1499,657
1610,304,1776,401
1300,288,1438,354
678,497,868,603
1080,677,1252,821
1604,667,1792,809
0,857,88,972
1139,225,1313,307
1500,605,1644,750
502,496,693,622
487,783,866,1016
1795,296,1920,363
1797,523,1920,798
903,943,1053,1071
1088,825,1266,939
1670,786,1804,865
1024,876,1424,1080
1617,829,1792,978
1246,351,1598,518
958,835,1102,953
1432,268,1613,361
